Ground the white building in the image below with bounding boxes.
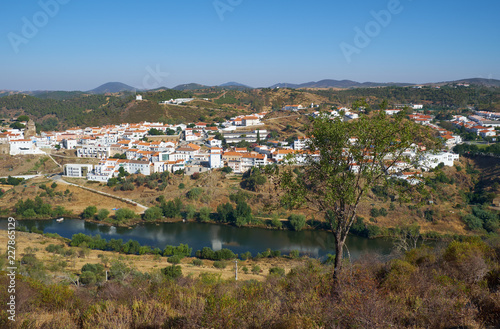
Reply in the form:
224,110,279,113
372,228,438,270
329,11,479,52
206,138,222,148
63,139,78,149
209,148,222,169
77,145,111,158
9,139,45,156
64,164,93,177
293,137,310,150
419,152,459,170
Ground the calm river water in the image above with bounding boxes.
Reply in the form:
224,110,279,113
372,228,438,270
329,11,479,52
0,219,396,259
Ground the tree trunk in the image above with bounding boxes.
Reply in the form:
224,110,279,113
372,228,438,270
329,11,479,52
333,232,344,282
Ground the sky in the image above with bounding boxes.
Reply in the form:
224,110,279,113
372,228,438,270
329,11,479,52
1,0,499,91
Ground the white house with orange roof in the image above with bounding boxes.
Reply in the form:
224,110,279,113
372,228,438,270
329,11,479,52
206,138,222,148
241,153,267,171
209,147,223,169
222,151,242,163
242,116,261,126
293,136,310,150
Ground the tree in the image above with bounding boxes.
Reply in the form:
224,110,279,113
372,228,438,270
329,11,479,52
198,207,211,222
96,209,110,221
143,206,163,221
115,208,136,222
288,214,306,231
82,206,97,219
271,110,435,282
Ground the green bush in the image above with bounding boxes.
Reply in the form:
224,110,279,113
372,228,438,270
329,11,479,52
162,265,182,280
163,244,192,257
143,206,163,221
167,255,182,264
288,214,306,231
251,265,261,275
192,259,203,266
463,214,483,231
23,208,37,218
96,209,109,221
115,208,136,222
240,251,252,260
187,187,203,200
80,271,97,285
289,250,300,259
195,247,236,260
269,267,285,276
82,206,97,219
271,217,283,229
213,261,227,269
198,207,211,222
222,166,232,173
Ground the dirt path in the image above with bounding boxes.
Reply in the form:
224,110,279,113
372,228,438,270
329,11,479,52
58,178,149,214
46,153,62,168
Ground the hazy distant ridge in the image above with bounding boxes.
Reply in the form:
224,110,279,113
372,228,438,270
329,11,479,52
88,82,137,94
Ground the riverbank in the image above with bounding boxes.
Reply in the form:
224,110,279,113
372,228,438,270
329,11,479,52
0,230,306,282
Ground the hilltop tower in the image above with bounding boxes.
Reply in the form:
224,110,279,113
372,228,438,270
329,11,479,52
25,119,36,138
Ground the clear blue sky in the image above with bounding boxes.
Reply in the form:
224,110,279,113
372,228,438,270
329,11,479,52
1,0,499,90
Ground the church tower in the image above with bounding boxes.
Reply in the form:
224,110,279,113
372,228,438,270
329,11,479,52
25,119,37,138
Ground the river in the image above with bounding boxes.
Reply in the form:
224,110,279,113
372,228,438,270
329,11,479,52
0,218,396,259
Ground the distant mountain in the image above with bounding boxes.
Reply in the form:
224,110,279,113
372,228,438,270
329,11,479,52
88,82,137,94
429,78,500,88
172,83,209,91
219,82,253,89
270,79,413,89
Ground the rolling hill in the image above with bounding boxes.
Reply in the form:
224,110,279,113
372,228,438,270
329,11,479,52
88,82,137,94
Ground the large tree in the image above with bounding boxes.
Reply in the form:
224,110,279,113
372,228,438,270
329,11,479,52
271,110,436,281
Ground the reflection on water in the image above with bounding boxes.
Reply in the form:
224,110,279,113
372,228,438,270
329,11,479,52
0,219,395,259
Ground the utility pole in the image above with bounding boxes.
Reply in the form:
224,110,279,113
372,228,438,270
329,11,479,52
234,259,238,281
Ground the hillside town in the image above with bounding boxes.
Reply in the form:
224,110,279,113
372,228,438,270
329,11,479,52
3,106,499,183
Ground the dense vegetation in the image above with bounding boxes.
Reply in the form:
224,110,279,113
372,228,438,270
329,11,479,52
307,85,500,111
2,85,498,131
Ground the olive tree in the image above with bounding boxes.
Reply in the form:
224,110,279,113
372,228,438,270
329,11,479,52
271,110,436,281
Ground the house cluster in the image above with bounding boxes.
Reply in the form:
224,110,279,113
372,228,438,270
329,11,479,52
311,108,359,121
0,120,45,156
220,112,266,129
282,104,305,111
60,112,269,182
159,98,195,105
449,115,498,139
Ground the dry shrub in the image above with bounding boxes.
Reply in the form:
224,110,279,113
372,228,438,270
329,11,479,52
443,240,491,283
130,299,176,328
474,290,500,327
332,265,400,328
14,310,77,329
81,301,132,329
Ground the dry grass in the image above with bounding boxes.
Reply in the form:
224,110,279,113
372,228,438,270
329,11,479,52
0,176,144,217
